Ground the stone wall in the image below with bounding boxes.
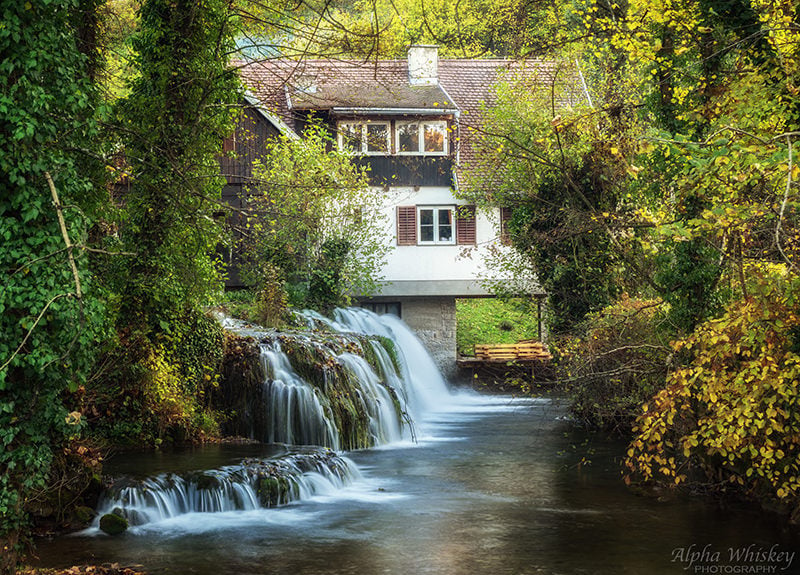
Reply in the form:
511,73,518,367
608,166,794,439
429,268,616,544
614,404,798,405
396,297,458,381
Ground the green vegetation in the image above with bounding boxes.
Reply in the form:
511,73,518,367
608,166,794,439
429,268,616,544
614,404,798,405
455,298,541,356
560,296,671,434
237,124,389,316
2,0,800,568
2,0,240,568
455,0,800,518
626,273,800,518
0,0,107,568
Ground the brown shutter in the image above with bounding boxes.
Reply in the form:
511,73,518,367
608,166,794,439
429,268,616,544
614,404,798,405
223,133,236,153
456,205,476,245
397,206,417,246
500,207,513,245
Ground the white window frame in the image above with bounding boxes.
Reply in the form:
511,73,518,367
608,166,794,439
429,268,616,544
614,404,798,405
336,121,391,155
396,120,448,156
417,205,456,245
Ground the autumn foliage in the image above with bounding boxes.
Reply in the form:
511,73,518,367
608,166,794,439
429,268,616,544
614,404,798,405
625,273,800,518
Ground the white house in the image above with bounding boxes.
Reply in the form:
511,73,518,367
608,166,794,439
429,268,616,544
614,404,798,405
224,46,583,374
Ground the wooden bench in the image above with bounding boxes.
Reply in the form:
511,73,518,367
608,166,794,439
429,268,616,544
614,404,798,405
473,340,552,362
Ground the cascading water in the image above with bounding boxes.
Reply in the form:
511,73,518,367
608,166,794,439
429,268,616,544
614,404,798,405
94,451,360,529
309,307,453,419
92,308,455,532
336,352,403,446
259,341,340,450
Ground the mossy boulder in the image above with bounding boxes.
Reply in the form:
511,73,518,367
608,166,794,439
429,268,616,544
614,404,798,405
99,511,129,535
74,505,96,525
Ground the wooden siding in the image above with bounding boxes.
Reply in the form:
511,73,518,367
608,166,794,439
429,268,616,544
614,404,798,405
355,155,453,187
218,104,281,185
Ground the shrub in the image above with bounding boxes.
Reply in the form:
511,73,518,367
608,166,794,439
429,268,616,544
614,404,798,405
564,295,672,433
625,274,800,520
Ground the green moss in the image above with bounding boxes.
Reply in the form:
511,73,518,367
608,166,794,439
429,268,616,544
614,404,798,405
99,512,128,535
257,475,291,506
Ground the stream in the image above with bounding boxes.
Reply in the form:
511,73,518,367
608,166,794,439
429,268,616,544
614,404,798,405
32,310,800,574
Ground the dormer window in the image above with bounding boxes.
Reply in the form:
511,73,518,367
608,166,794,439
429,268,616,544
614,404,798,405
397,121,447,155
337,121,390,154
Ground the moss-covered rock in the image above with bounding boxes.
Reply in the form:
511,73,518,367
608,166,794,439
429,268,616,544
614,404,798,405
74,505,95,525
99,511,128,535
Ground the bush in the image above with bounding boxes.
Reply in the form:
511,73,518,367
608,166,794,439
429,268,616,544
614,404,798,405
625,274,800,519
563,295,672,433
83,310,223,446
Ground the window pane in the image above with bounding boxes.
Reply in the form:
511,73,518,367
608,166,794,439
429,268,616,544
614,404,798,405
424,123,445,153
340,123,362,152
420,209,434,226
366,124,388,152
398,123,419,152
420,209,435,242
438,209,453,242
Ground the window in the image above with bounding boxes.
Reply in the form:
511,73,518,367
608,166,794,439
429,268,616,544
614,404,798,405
396,121,447,155
360,302,401,317
397,205,476,246
418,206,455,244
337,121,390,154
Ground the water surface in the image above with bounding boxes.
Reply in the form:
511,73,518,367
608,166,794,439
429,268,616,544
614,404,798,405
34,395,800,574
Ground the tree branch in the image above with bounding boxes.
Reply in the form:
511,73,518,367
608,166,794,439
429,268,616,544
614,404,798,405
46,172,83,300
0,293,73,373
776,135,799,274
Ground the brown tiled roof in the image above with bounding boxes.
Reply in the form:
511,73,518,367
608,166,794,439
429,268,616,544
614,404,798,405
237,57,584,185
292,81,454,110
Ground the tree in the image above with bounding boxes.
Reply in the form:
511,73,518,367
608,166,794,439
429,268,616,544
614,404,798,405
462,69,635,332
111,0,241,334
237,123,390,315
0,1,106,571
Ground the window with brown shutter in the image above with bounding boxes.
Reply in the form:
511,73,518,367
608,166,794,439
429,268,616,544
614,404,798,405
397,206,417,245
456,205,476,245
223,133,236,153
500,207,513,245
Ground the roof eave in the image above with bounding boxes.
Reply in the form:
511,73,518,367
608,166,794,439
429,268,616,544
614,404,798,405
328,107,460,116
242,92,299,139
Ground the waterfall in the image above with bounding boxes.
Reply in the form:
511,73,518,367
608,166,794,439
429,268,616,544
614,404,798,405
322,307,452,419
220,307,452,451
95,451,360,528
92,308,458,532
336,352,403,446
259,341,341,450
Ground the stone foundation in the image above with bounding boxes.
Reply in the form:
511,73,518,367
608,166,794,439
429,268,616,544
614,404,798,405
361,296,458,381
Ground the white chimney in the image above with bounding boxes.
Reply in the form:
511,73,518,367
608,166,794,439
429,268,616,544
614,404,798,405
408,45,438,86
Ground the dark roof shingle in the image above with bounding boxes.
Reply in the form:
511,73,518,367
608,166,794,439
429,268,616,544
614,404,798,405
237,57,584,183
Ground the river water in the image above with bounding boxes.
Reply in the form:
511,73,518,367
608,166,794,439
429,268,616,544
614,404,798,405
34,393,800,575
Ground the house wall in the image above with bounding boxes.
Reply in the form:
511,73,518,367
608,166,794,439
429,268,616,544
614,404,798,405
364,297,458,380
358,185,517,379
372,185,509,295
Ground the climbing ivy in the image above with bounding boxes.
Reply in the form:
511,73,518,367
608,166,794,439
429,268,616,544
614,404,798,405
0,1,106,571
111,0,241,335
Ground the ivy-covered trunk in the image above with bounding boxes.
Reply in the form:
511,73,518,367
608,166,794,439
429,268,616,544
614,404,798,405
0,1,105,572
113,0,240,337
